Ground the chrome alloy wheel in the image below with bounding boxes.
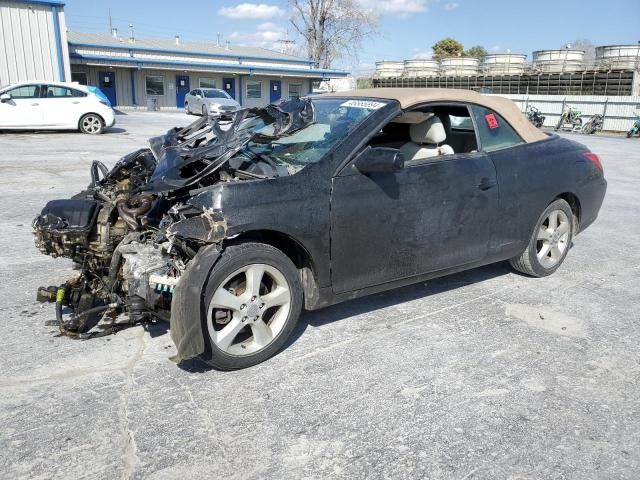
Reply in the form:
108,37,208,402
82,115,102,134
207,264,292,356
536,210,570,268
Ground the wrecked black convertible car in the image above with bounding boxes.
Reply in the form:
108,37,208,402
33,88,607,370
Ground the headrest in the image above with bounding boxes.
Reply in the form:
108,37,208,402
410,116,446,145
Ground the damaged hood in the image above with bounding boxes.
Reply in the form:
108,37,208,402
146,98,316,194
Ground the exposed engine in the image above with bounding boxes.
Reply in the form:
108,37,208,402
32,100,314,337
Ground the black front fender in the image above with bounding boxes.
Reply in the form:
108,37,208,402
170,244,221,361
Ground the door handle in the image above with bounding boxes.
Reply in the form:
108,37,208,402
72,101,80,104
31,103,39,106
478,178,497,191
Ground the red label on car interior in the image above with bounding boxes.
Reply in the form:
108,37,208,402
485,113,499,129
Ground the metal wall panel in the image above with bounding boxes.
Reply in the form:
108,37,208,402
0,1,69,84
489,94,640,132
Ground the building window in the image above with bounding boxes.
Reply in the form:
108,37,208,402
71,72,88,85
246,81,262,99
288,83,303,99
145,76,165,96
199,78,217,89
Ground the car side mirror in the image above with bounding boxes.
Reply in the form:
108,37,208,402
196,94,202,99
0,93,11,103
354,147,404,174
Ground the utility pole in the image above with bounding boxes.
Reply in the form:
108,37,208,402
277,30,295,54
108,8,112,34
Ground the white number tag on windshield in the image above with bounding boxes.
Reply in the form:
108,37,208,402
340,100,386,110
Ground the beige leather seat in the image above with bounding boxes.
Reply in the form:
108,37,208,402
400,116,455,162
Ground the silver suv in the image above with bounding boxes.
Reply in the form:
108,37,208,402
184,88,240,117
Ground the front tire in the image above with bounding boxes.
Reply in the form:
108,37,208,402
202,105,208,117
79,113,104,134
199,242,303,370
185,102,190,115
510,199,574,277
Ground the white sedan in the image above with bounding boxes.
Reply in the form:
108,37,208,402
0,81,116,134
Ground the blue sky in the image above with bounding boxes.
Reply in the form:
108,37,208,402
62,0,639,74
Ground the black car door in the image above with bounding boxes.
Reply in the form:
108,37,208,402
330,150,499,294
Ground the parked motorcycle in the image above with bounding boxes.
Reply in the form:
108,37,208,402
526,106,545,128
582,114,604,135
627,111,640,138
555,106,582,132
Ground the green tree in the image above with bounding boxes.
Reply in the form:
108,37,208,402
465,45,488,59
432,38,465,60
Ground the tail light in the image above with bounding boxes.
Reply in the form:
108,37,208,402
583,152,603,172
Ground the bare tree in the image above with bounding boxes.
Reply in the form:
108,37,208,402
564,39,596,60
289,0,377,69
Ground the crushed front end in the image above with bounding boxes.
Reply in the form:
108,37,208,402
32,101,314,338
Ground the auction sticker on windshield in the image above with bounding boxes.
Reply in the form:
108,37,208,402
340,100,386,110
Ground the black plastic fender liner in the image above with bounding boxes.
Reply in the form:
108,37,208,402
170,244,222,360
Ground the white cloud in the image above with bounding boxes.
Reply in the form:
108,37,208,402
443,2,459,10
358,0,428,15
218,3,284,20
412,50,433,59
256,22,279,31
491,45,501,52
229,23,289,50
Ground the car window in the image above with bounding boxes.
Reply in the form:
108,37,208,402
450,115,474,131
42,86,76,98
365,105,479,159
7,85,40,98
470,106,523,152
203,89,230,99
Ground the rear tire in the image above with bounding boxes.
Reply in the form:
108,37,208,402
79,113,104,134
199,242,303,370
510,199,574,277
202,105,207,116
185,102,190,115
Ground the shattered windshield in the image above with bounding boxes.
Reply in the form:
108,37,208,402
148,97,388,191
244,98,387,168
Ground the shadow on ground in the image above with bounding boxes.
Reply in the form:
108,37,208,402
178,261,512,373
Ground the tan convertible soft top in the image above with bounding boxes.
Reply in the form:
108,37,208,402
322,88,547,143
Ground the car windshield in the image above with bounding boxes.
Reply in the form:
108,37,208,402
149,97,389,188
243,98,388,169
203,89,230,99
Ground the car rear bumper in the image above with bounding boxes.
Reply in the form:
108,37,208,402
103,109,116,128
577,176,607,234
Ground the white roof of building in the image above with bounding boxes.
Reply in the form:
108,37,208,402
67,31,312,64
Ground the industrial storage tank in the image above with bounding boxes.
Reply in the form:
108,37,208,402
375,60,405,78
532,49,585,73
482,53,527,75
595,45,640,70
439,57,480,76
403,59,440,77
